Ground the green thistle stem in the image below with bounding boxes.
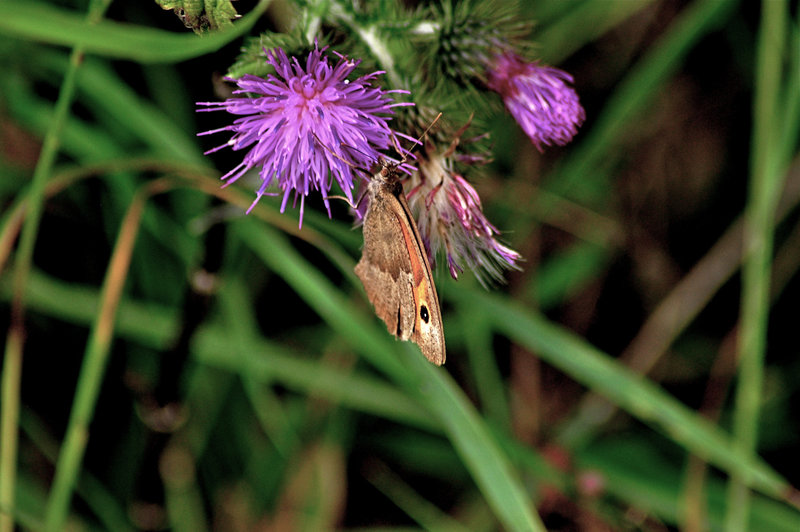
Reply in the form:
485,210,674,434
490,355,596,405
328,0,402,87
301,0,324,45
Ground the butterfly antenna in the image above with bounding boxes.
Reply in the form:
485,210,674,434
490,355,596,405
395,112,443,165
419,112,443,143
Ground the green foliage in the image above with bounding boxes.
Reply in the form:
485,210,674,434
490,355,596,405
2,0,800,531
155,0,240,33
228,30,311,79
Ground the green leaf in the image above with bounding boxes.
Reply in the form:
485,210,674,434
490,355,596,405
0,0,268,63
155,0,241,34
227,31,309,78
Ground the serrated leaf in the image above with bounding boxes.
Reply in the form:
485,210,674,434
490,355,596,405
228,32,306,78
204,0,240,30
227,31,324,79
154,0,239,33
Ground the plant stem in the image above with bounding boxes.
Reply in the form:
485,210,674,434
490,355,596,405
725,1,787,530
0,4,111,527
0,42,85,532
328,0,402,87
43,179,171,531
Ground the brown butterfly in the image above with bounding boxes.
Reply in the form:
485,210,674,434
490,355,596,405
354,158,446,365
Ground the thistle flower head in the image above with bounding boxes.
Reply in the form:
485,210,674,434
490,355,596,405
486,52,585,151
197,45,409,226
406,126,521,285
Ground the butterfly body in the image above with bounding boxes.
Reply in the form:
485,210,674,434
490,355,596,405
355,163,446,365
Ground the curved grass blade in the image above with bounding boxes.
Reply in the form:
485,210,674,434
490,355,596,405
43,179,174,531
447,287,796,506
0,0,270,64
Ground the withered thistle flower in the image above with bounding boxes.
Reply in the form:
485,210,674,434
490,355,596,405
406,125,521,285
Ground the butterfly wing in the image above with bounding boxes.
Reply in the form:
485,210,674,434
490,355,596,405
355,181,446,365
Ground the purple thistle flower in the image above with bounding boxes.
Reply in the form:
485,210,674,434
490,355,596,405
486,52,585,151
197,45,409,227
407,134,522,286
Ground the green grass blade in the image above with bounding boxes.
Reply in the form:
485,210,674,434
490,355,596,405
192,324,438,432
546,0,738,201
43,183,152,531
535,0,656,63
161,444,209,532
726,1,790,528
448,288,792,503
0,268,178,350
35,52,205,164
365,462,473,532
234,217,544,530
1,12,99,528
0,0,271,63
18,409,134,532
580,436,800,531
232,217,409,378
459,305,511,431
403,351,544,532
